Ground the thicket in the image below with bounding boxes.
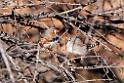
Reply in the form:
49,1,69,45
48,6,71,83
0,0,124,83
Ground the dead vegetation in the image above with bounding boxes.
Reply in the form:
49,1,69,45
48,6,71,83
0,0,124,83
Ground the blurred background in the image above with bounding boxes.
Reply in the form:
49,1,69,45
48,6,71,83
0,0,124,83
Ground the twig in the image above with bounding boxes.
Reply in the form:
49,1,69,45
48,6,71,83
0,41,15,83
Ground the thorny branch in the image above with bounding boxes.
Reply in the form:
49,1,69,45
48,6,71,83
0,0,124,83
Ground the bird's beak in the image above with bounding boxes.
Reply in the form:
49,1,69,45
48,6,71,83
55,29,60,33
64,36,70,41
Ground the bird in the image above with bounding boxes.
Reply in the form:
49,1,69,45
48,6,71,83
39,27,60,49
65,35,99,58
